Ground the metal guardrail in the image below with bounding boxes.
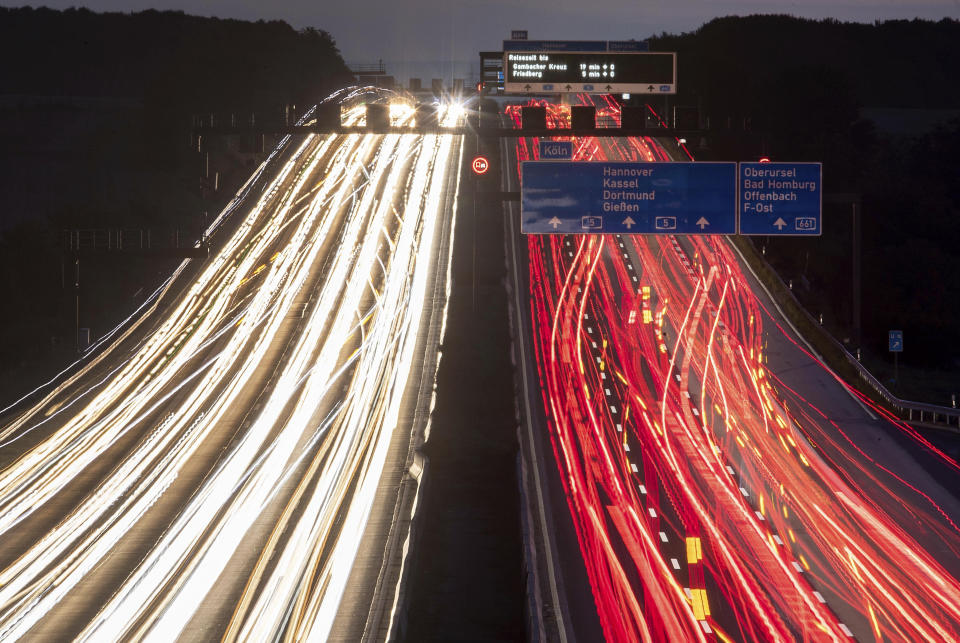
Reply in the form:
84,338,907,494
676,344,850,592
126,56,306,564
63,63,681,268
841,350,960,430
64,228,208,258
743,240,960,431
348,62,387,74
193,124,707,138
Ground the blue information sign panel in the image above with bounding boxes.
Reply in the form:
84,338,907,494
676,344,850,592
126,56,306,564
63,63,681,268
521,161,737,235
503,40,607,52
608,40,649,52
738,162,822,235
889,330,903,352
503,39,649,52
539,140,573,160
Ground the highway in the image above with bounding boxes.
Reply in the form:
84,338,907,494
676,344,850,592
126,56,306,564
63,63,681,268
508,98,960,641
0,98,462,641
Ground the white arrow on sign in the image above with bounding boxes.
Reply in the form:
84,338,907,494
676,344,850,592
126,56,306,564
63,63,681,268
548,216,562,229
623,217,635,229
696,217,709,230
773,217,787,230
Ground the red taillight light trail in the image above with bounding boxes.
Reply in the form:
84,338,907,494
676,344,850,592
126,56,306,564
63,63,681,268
519,98,960,641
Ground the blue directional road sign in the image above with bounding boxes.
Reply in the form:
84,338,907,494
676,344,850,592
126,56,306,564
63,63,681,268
502,39,649,52
608,40,649,52
889,330,903,353
503,39,607,52
521,161,737,234
539,140,573,160
739,162,822,235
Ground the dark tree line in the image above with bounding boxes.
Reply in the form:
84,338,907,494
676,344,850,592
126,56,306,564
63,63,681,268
653,15,960,114
0,7,351,106
0,8,352,393
651,16,960,369
0,7,353,168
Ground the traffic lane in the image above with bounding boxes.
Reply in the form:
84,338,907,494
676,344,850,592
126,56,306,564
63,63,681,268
520,131,728,640
0,129,315,454
679,235,960,638
13,133,349,641
188,125,467,641
528,125,960,638
581,244,698,592
0,141,332,587
3,126,380,640
616,232,864,638
610,151,856,635
539,233,696,637
157,171,367,639
731,238,960,576
117,129,421,639
0,128,327,488
521,130,747,639
600,140,812,637
535,237,635,641
325,131,463,642
508,138,604,643
506,128,601,640
626,149,850,635
612,234,769,639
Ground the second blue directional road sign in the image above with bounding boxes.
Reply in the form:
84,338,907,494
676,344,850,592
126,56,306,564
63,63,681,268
521,161,737,234
739,162,822,235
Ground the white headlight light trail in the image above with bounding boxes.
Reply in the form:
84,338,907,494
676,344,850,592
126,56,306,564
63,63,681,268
0,131,350,639
0,132,324,533
230,103,462,642
0,100,463,640
80,126,407,640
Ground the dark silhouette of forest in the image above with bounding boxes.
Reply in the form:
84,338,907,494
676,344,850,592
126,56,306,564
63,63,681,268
0,7,352,399
652,16,960,374
0,7,352,166
0,7,349,102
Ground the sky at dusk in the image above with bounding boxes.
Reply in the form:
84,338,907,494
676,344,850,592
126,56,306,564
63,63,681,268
3,0,958,80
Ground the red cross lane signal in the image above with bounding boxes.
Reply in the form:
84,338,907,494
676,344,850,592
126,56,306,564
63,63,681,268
472,155,490,176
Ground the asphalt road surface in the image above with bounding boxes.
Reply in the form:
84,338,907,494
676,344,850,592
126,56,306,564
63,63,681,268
0,101,463,642
508,97,960,642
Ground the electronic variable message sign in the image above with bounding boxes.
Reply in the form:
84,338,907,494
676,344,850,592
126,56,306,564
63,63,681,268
503,51,676,94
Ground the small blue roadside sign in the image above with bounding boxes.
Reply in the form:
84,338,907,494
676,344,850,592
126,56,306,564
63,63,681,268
521,161,737,234
738,162,821,235
539,140,573,160
889,330,903,352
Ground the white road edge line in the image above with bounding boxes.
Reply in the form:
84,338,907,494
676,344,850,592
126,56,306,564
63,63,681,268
508,201,569,643
727,239,877,421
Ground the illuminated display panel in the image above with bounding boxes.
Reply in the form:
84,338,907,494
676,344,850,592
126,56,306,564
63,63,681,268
503,51,676,94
